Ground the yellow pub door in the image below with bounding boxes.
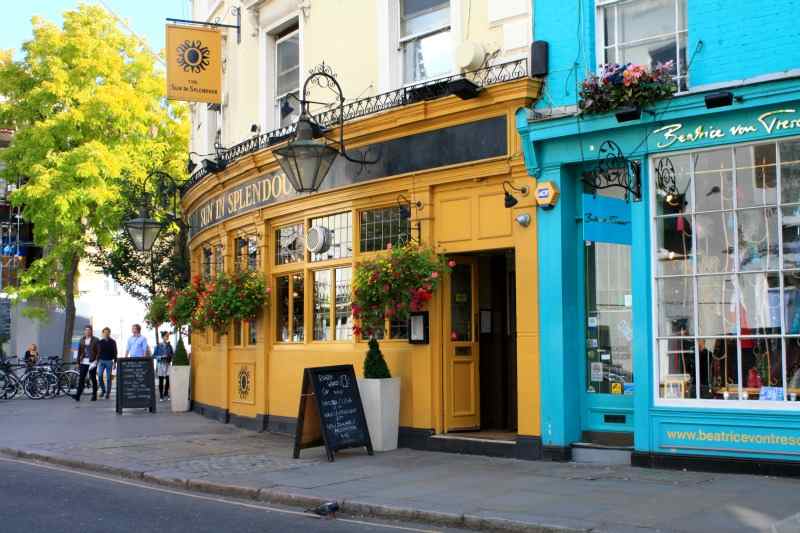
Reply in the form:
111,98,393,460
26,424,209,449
444,256,480,431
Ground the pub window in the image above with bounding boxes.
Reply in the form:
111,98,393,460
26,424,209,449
235,235,259,271
276,272,305,342
598,0,688,90
309,212,352,262
400,0,452,84
214,244,224,275
362,318,409,341
201,247,213,280
653,138,800,405
313,267,353,341
247,318,258,345
359,205,411,252
275,223,304,264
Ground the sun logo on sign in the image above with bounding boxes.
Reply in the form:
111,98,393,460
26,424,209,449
176,40,211,73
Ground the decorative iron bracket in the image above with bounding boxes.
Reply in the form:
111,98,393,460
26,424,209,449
167,7,241,44
581,140,641,201
655,157,682,207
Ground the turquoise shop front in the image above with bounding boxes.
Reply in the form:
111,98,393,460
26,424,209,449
517,77,800,473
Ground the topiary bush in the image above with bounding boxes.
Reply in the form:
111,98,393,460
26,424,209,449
363,338,391,379
172,336,189,366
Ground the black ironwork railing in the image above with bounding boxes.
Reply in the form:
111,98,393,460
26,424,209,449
182,58,530,195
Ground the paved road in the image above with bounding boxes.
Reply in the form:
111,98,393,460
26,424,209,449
0,457,451,533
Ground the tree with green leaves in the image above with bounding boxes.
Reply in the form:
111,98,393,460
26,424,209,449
0,5,188,358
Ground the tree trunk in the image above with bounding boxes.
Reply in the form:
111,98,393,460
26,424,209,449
62,253,80,361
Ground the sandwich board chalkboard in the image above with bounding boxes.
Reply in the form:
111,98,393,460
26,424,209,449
293,365,373,462
116,357,156,414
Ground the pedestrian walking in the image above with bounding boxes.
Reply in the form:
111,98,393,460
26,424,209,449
124,323,151,358
154,331,173,401
97,327,117,399
23,343,39,368
73,325,99,402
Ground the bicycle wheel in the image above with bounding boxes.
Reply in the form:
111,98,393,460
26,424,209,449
58,370,79,397
2,372,19,400
22,372,48,400
42,370,58,398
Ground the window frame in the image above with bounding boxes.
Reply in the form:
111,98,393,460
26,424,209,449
650,136,800,410
274,27,300,129
595,0,688,92
274,270,306,344
398,0,453,85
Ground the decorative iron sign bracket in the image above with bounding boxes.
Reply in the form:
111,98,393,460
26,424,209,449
581,140,641,201
655,157,682,207
167,6,241,44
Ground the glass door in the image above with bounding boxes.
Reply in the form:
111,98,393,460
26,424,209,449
581,192,634,436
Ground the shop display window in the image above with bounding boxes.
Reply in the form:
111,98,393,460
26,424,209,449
313,267,352,341
653,138,800,403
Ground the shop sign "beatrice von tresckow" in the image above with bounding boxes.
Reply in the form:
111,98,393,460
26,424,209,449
653,108,800,149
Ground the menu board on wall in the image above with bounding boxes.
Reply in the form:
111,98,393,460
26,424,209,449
293,365,373,462
116,358,156,414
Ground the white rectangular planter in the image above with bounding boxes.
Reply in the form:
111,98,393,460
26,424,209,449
357,377,400,452
170,365,191,412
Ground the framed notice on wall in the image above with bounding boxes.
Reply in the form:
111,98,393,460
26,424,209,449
408,311,429,344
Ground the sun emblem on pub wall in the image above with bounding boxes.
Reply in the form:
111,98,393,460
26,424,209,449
176,40,211,73
237,366,251,400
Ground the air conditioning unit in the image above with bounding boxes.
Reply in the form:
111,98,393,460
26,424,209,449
306,226,332,254
454,41,486,71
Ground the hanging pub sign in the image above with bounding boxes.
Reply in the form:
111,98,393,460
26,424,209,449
293,365,373,462
166,25,222,104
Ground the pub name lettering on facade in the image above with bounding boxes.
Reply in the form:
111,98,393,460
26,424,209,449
196,174,294,229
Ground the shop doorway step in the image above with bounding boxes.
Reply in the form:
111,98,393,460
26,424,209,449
571,442,632,465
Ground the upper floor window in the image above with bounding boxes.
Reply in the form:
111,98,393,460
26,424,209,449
275,27,300,128
599,0,687,90
400,0,451,84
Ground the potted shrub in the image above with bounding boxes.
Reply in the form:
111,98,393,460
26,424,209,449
352,243,448,451
578,61,677,120
170,336,191,412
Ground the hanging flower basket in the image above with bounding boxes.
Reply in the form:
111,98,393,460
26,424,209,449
352,243,450,340
167,275,205,329
184,271,270,335
578,62,677,116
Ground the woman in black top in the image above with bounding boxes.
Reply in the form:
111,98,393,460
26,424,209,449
23,343,39,368
97,327,117,399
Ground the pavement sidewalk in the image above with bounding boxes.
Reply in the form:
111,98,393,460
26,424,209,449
1,397,799,532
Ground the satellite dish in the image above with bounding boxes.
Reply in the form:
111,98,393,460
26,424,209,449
306,226,332,254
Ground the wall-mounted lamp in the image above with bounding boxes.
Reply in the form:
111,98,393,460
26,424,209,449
704,91,742,109
503,181,529,209
202,158,227,173
397,194,423,219
397,194,423,243
515,213,531,227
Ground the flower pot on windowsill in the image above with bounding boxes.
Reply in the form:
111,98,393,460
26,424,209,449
615,105,642,123
357,377,401,452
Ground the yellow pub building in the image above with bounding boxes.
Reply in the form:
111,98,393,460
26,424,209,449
182,0,545,458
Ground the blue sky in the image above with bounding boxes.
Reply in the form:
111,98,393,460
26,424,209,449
2,0,191,60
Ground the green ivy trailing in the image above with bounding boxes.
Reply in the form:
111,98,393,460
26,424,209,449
172,336,189,366
363,338,391,379
144,294,169,330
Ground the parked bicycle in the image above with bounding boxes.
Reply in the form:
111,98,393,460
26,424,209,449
1,354,80,400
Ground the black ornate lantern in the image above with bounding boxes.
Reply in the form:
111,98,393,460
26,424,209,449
273,63,377,194
124,206,162,253
273,112,339,193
